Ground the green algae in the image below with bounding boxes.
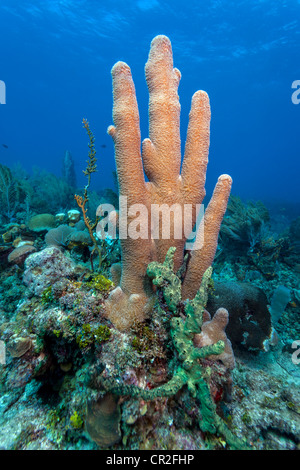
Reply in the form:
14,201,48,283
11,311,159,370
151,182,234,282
76,323,111,349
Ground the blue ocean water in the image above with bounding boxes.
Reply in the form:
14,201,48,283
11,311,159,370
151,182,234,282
1,0,299,206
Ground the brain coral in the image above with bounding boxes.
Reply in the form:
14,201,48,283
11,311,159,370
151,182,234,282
68,230,92,246
27,213,56,232
8,244,37,266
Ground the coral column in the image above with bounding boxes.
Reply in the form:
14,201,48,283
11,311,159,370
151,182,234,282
105,35,232,330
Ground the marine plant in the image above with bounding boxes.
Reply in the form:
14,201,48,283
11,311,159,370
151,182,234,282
75,119,103,270
84,273,114,293
69,410,84,429
76,323,111,349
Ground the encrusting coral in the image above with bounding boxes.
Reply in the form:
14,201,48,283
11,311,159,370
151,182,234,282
105,35,232,330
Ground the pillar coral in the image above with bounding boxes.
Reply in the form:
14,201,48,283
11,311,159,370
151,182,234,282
105,35,232,330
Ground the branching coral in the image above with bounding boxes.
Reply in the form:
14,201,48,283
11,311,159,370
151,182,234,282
102,247,248,449
105,35,232,330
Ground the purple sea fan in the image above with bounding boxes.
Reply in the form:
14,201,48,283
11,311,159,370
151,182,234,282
45,224,74,249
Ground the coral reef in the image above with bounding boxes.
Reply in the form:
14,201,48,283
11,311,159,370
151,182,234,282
8,244,37,267
85,393,121,447
23,247,77,296
102,247,248,449
0,35,299,453
45,225,74,249
220,196,270,252
194,308,235,370
218,196,288,281
0,204,299,450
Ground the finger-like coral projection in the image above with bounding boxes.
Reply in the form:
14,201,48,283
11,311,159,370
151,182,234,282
106,35,232,330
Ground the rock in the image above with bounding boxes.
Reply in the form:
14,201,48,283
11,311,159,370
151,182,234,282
23,247,76,296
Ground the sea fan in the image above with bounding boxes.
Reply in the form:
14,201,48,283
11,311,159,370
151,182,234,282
0,164,19,221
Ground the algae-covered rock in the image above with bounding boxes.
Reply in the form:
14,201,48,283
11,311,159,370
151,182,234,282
23,247,76,296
